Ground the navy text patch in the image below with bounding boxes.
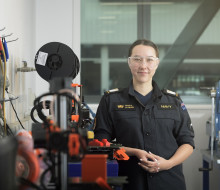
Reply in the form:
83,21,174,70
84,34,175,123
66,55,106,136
157,103,176,110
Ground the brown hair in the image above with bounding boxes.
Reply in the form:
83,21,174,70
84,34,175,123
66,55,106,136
128,39,159,58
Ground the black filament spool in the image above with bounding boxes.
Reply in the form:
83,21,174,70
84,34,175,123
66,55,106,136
35,42,80,82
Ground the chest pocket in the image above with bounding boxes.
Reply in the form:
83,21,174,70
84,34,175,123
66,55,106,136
154,103,180,120
112,102,139,121
153,104,181,130
112,103,140,138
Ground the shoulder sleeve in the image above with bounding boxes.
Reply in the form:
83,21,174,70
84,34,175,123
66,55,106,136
93,94,115,142
104,88,120,95
174,99,195,149
162,89,180,99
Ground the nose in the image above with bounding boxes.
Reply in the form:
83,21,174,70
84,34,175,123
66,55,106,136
139,59,149,67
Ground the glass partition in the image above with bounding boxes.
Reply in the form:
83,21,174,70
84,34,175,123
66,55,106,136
81,0,220,104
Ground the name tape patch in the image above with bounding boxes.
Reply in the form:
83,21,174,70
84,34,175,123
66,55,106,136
114,103,136,111
157,103,176,110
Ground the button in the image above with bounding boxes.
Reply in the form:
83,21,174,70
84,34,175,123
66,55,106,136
149,174,153,178
146,132,150,136
144,111,149,115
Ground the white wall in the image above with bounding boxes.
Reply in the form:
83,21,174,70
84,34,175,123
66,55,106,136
0,0,36,130
0,0,81,130
35,0,81,97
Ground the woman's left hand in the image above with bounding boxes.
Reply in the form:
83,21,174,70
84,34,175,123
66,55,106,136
138,152,172,173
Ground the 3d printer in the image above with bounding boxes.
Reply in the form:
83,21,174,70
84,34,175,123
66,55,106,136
16,42,129,190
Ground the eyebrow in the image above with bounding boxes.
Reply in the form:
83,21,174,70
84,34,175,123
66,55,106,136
132,55,156,58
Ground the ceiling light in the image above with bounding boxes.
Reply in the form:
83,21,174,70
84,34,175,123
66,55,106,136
101,2,173,6
98,16,116,20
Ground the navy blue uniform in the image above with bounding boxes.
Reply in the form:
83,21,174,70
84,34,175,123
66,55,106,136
94,81,194,190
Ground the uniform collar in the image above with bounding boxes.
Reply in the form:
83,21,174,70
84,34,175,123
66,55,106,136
128,80,136,96
128,80,162,101
152,80,163,100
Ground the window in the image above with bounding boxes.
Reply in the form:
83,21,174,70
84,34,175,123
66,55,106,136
81,0,220,104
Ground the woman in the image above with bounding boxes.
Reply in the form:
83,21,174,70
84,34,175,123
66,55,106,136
94,39,194,190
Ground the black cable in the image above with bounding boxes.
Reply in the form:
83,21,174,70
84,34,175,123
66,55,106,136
47,149,56,183
34,92,57,106
39,151,57,190
33,91,82,129
30,101,51,124
40,166,53,190
6,123,14,136
30,104,41,123
0,121,14,136
5,89,25,129
18,177,42,190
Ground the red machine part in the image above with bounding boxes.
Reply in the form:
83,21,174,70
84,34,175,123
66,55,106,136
96,177,112,190
71,115,79,122
70,83,82,121
88,139,104,147
47,124,61,132
46,124,61,142
88,139,129,160
101,139,110,147
16,131,41,189
68,134,80,156
113,148,129,161
82,154,108,183
71,83,82,88
16,149,40,189
88,139,110,147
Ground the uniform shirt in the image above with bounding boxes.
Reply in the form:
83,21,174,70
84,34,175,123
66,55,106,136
94,80,195,190
134,90,152,106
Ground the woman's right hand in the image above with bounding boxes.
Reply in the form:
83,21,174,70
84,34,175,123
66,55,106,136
134,149,160,173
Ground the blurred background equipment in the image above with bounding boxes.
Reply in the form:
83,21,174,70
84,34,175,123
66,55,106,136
16,61,36,72
15,42,129,190
199,81,220,190
0,137,18,190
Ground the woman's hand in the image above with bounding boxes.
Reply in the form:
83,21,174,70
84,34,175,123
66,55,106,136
134,150,172,173
123,144,193,173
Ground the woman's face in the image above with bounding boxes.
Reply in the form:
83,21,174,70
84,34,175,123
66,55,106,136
128,44,159,85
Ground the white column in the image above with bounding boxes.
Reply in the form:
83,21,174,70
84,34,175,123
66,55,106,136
101,46,109,94
72,0,81,85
